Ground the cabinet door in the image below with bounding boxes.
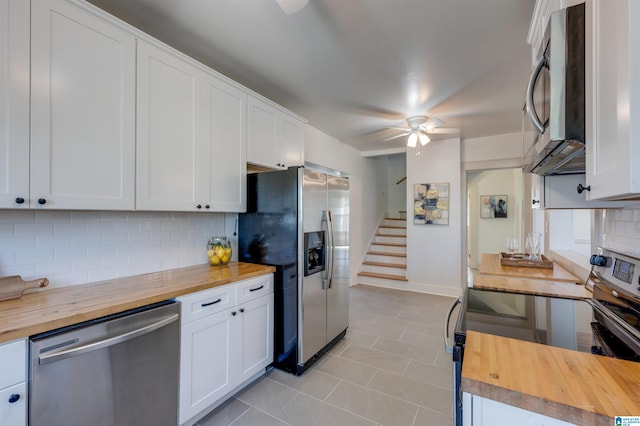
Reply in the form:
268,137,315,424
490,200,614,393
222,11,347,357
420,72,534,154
179,308,237,425
280,114,304,168
0,0,29,209
0,382,26,426
533,174,630,209
30,0,135,210
247,96,281,169
585,0,640,200
202,73,247,212
136,40,203,211
237,294,274,383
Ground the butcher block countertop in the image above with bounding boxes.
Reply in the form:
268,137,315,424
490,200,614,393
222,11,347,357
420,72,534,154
0,262,274,344
480,253,581,283
473,275,592,300
463,331,640,425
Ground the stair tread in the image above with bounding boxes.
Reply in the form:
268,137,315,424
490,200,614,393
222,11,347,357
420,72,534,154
375,233,406,238
371,242,406,247
367,251,407,258
385,217,406,221
362,261,406,269
379,225,405,229
358,271,408,281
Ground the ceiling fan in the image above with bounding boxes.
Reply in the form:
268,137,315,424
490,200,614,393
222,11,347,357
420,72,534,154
384,116,458,147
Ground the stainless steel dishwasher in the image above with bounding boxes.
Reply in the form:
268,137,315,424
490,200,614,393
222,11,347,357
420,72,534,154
29,300,180,426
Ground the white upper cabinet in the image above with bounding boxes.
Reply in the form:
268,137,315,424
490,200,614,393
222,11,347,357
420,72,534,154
136,39,247,212
30,0,136,210
247,95,304,170
136,40,203,211
530,173,628,209
202,72,247,212
0,0,29,209
585,0,640,200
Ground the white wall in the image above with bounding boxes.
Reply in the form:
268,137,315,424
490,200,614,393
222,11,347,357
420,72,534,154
385,154,406,215
406,138,463,297
463,132,523,163
305,125,386,286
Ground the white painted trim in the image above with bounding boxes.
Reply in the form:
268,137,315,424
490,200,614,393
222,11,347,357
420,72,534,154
406,281,463,298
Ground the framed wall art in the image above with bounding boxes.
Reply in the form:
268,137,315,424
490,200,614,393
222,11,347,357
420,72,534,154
480,195,508,218
413,183,449,225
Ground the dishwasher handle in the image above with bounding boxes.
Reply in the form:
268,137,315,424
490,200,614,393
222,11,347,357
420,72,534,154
38,313,179,365
444,296,462,354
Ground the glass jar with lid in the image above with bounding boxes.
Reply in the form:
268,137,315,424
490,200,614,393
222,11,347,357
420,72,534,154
207,236,232,266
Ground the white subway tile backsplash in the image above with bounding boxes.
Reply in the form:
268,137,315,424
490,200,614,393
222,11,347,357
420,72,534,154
597,208,640,257
15,249,54,265
0,210,232,287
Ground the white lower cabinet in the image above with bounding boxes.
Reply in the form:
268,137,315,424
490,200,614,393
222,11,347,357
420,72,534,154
0,339,27,426
178,274,274,425
463,392,575,426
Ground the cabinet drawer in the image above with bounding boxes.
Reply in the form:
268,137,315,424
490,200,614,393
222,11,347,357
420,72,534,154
0,339,26,389
0,382,26,426
236,274,274,305
178,284,236,324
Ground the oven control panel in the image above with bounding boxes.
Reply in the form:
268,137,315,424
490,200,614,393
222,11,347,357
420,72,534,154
591,247,640,297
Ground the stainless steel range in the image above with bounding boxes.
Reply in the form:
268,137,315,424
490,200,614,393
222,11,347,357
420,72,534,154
589,247,640,360
445,246,640,426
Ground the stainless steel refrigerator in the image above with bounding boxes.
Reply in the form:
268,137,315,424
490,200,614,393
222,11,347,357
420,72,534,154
238,166,349,375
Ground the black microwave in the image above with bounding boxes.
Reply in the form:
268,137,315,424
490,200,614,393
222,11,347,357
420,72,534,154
523,3,585,176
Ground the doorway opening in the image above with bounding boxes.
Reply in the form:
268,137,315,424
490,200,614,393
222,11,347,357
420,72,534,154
466,167,525,282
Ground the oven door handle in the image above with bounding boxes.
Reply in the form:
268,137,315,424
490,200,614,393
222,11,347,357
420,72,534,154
444,296,462,354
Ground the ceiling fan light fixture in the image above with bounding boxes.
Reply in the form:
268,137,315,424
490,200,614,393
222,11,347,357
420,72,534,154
407,132,418,147
419,132,430,146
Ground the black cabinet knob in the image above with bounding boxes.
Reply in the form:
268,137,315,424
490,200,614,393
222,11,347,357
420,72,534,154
231,311,237,316
577,184,591,194
205,205,210,209
196,204,202,209
532,199,540,206
239,308,245,313
8,394,20,403
15,197,25,204
37,198,46,205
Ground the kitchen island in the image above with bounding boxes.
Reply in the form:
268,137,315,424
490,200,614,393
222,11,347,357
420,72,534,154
0,262,275,343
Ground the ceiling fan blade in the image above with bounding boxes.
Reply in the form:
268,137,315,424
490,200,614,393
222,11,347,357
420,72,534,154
420,117,445,131
275,0,309,15
426,128,460,134
385,126,411,131
382,131,410,142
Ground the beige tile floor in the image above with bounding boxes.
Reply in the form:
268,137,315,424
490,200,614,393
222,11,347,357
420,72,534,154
195,284,456,426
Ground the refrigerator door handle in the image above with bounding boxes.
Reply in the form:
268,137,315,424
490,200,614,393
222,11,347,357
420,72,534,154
326,210,335,288
322,210,335,289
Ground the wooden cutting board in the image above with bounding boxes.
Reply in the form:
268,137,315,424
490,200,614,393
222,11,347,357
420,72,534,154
0,276,49,301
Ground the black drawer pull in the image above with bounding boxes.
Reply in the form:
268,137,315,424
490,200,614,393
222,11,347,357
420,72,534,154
8,394,20,403
201,298,222,307
249,285,264,292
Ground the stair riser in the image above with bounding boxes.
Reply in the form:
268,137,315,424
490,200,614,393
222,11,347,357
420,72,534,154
360,264,406,275
383,219,406,227
370,244,406,254
357,275,409,290
377,227,406,236
365,254,406,265
374,235,406,244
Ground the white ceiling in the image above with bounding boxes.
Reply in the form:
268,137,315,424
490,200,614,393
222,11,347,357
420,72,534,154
87,0,535,155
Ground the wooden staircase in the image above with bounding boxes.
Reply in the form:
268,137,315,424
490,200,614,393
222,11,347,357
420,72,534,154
358,214,408,289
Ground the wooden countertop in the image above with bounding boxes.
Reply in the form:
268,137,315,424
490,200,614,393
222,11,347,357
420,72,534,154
473,275,592,300
0,262,275,344
462,331,640,425
480,253,581,283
